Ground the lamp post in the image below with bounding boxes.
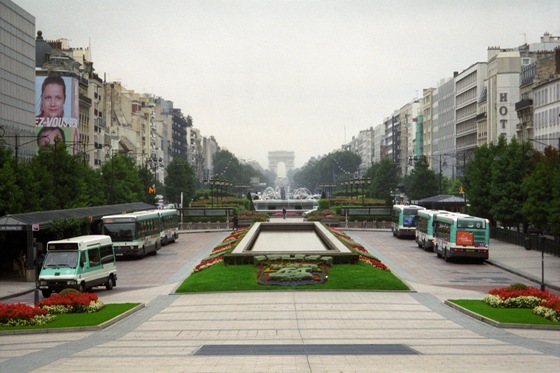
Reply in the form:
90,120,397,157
521,138,559,291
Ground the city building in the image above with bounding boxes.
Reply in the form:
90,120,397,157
0,0,35,161
532,50,560,152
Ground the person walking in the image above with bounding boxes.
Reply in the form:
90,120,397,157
282,208,286,219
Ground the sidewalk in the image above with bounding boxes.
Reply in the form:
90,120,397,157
485,238,560,291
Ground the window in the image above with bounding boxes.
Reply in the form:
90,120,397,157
88,248,101,267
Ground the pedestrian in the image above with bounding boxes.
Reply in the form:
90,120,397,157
232,214,239,230
35,248,45,278
282,208,286,219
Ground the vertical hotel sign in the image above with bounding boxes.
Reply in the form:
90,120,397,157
35,75,79,154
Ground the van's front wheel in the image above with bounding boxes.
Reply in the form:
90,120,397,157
41,290,52,298
105,275,115,290
78,282,86,293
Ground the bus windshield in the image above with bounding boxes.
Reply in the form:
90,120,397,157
457,219,485,229
403,214,416,227
44,251,78,268
103,223,136,241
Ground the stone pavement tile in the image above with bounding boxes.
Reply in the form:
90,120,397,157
507,328,560,346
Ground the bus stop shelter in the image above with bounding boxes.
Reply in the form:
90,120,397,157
413,194,467,212
0,202,154,281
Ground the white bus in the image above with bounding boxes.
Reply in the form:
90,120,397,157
391,205,425,238
415,210,453,251
433,213,490,262
101,210,161,258
158,209,179,245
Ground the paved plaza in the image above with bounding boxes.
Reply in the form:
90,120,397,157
1,218,559,372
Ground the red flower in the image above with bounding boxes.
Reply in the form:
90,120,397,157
359,256,389,271
0,302,47,322
36,292,98,312
487,286,556,302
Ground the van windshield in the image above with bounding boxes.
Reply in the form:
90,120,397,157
103,223,136,241
44,251,78,268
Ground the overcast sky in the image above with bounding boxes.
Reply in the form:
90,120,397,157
15,0,560,169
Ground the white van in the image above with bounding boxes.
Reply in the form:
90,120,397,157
38,235,117,297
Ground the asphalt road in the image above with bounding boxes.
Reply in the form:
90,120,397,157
4,229,542,305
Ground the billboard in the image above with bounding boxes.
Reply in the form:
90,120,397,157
35,75,79,154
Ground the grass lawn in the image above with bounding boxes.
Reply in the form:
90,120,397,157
176,262,410,292
449,299,558,326
0,303,140,332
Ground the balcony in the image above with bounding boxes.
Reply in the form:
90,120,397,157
515,99,533,111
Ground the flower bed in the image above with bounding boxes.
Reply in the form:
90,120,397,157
483,284,560,322
0,291,105,327
192,228,249,273
37,291,104,314
0,303,54,327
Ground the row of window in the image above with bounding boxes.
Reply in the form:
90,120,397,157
534,107,560,129
534,83,560,107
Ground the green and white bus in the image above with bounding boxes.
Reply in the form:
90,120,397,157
415,210,451,251
38,235,117,297
391,205,425,238
433,214,490,262
102,210,162,258
158,209,179,245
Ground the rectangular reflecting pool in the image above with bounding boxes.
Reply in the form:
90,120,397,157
251,231,329,252
227,222,358,264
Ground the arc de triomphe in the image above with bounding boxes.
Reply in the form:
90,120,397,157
268,151,295,175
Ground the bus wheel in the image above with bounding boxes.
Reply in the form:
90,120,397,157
41,290,52,298
105,275,114,290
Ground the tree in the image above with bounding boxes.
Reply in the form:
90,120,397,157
292,151,361,193
405,156,439,200
0,147,20,215
489,137,525,228
522,146,560,236
463,143,496,221
29,142,96,210
366,158,399,204
165,158,196,206
100,153,145,204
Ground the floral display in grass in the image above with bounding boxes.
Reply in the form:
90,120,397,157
326,226,391,272
222,228,249,243
483,283,560,322
191,228,249,274
193,255,224,273
0,302,56,327
36,291,104,314
257,261,329,286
